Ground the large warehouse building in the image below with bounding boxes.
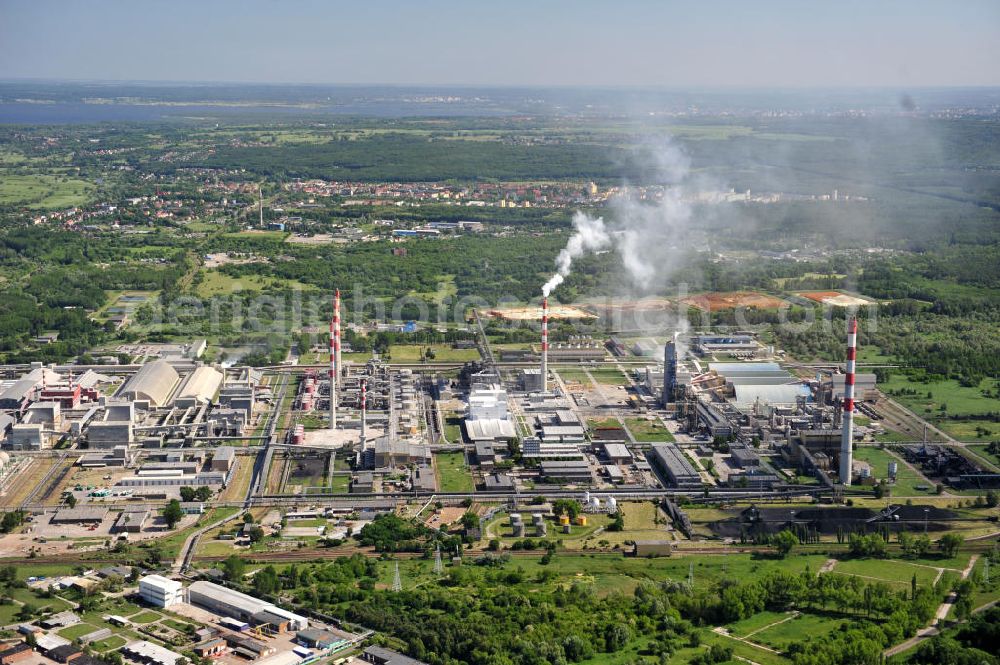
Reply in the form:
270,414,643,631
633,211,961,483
117,361,181,408
187,581,308,632
650,444,703,489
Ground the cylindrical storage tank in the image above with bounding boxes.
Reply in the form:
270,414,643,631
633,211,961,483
607,497,618,512
512,523,524,537
562,524,571,534
575,515,587,526
559,515,570,526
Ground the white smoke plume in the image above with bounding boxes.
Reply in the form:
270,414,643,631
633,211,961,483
542,211,612,296
543,138,698,296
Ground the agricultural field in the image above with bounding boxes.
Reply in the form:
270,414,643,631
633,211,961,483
0,173,93,208
434,450,474,492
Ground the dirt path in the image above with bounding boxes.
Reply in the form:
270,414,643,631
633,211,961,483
884,554,980,658
711,626,780,654
819,558,838,574
744,611,799,638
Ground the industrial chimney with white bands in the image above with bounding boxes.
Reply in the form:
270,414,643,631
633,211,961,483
329,293,338,430
839,316,858,485
335,288,343,379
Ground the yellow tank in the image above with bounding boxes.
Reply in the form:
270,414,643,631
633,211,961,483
558,515,570,525
575,515,587,526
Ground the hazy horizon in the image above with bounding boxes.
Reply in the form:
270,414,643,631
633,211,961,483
2,0,999,88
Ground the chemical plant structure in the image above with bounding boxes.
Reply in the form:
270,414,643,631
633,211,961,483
0,286,996,556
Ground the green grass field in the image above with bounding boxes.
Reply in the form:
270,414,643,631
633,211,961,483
221,230,288,240
443,415,464,443
387,344,481,362
624,417,675,442
0,174,93,209
557,368,593,384
194,270,315,297
752,612,844,651
589,368,630,385
852,445,933,496
828,558,940,588
58,623,100,640
434,451,474,492
90,636,127,652
9,587,72,610
880,375,1000,441
727,610,792,637
129,610,161,624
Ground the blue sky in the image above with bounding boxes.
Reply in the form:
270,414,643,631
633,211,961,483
1,0,998,86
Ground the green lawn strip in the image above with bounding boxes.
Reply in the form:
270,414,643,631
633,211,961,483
90,635,127,652
9,587,72,610
129,610,162,624
624,417,675,442
828,558,940,587
752,611,845,651
58,623,100,640
852,446,933,496
700,629,793,665
726,610,792,637
434,451,474,492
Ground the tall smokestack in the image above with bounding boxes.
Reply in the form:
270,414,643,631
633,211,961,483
541,296,549,393
360,378,367,447
663,332,678,405
258,185,264,228
330,300,337,430
840,316,858,485
335,289,343,378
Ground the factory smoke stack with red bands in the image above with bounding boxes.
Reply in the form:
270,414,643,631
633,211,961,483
330,291,340,429
840,316,858,485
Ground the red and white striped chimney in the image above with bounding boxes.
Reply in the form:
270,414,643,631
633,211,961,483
329,295,337,430
360,378,367,447
541,296,549,393
334,289,343,379
839,316,858,485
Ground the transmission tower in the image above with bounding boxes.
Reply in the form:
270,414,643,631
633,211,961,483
985,557,990,585
433,545,443,575
687,561,694,589
391,561,402,592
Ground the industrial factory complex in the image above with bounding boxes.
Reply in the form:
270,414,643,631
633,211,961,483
0,286,991,665
0,285,993,568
